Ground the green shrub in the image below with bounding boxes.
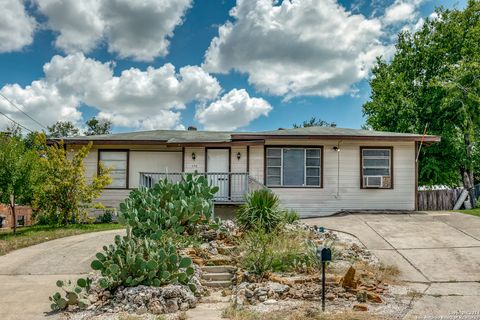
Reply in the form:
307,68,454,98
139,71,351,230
236,189,284,232
281,210,300,224
49,278,92,311
119,173,219,238
90,234,196,291
239,228,276,277
240,228,320,277
99,209,114,223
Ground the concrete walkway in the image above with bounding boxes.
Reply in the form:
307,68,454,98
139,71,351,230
0,228,226,320
0,229,124,320
304,212,480,318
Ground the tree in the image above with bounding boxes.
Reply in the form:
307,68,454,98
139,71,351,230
85,117,112,136
47,121,80,138
0,135,41,233
3,122,23,138
34,137,111,225
293,117,335,128
363,1,480,192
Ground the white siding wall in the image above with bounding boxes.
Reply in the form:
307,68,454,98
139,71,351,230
129,151,182,188
73,145,182,209
263,140,416,217
74,140,416,217
230,147,248,199
184,147,205,173
231,146,247,172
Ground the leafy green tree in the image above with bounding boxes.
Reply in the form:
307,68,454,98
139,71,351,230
34,136,111,225
0,135,41,233
363,1,480,191
47,121,80,138
293,117,335,128
85,117,112,136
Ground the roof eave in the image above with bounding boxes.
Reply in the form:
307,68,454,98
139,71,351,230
231,134,441,142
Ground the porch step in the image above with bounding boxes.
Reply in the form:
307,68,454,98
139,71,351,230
201,265,236,273
202,272,234,282
204,255,233,266
201,265,235,288
201,280,233,288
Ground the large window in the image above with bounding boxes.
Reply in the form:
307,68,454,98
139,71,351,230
361,147,392,189
99,150,128,188
266,147,322,187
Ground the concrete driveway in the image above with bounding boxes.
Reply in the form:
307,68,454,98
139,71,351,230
304,212,480,318
0,229,124,320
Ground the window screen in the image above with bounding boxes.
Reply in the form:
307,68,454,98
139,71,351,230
361,148,392,188
99,151,128,188
266,147,321,187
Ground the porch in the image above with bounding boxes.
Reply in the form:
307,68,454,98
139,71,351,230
139,172,257,203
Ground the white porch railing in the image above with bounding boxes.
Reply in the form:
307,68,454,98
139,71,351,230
139,172,250,203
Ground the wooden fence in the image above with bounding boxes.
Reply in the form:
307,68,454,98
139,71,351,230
417,189,464,211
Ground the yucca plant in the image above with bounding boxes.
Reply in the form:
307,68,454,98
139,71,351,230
236,189,283,232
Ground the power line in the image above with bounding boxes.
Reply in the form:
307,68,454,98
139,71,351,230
0,109,34,133
0,93,47,130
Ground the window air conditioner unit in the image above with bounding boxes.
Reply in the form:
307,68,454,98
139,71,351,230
365,176,383,187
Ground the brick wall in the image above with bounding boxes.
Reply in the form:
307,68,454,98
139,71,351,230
0,204,33,229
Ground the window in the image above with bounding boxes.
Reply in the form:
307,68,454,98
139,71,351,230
266,147,322,187
99,150,128,188
361,148,392,189
16,215,25,227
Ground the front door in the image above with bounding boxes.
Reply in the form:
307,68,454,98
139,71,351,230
207,149,230,200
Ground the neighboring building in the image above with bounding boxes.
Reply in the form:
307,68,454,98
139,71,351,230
56,126,440,217
0,204,33,229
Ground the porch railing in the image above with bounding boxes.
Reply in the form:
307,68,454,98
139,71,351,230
139,172,250,202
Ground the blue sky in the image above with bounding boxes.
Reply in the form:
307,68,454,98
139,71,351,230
0,0,467,134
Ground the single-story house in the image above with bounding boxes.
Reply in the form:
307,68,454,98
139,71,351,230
57,126,440,217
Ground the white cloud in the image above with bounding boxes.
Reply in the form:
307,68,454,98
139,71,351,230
0,0,36,52
203,0,386,98
0,53,221,131
195,89,272,131
34,0,192,61
383,0,423,25
34,0,104,53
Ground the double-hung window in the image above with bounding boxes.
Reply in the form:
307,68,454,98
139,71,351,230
361,147,392,189
266,147,322,187
99,150,128,188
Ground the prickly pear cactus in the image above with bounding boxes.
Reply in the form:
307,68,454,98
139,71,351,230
91,235,196,292
119,173,220,237
49,278,92,311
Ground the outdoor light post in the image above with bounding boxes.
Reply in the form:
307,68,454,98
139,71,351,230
316,246,332,312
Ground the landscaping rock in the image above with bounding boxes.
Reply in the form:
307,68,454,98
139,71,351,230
89,284,198,315
353,304,368,311
326,292,336,301
341,266,357,289
264,299,278,305
367,291,383,303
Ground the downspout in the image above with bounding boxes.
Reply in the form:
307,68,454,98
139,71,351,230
335,141,342,198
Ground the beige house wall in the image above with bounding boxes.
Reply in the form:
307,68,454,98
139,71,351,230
75,139,416,217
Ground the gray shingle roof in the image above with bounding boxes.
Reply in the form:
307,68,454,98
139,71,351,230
58,126,440,143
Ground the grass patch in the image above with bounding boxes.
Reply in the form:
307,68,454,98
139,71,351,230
455,208,480,217
222,304,387,320
0,223,125,256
